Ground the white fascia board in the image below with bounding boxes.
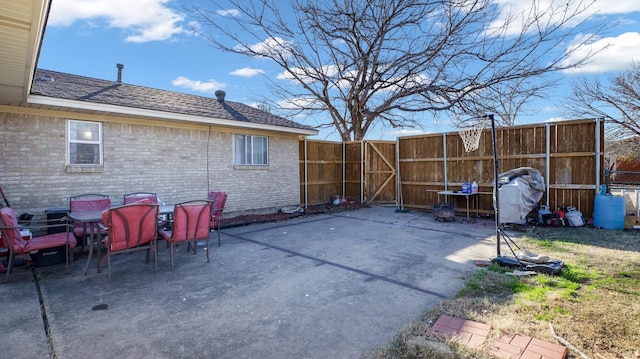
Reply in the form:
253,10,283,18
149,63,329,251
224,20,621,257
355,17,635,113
24,0,51,101
27,95,319,136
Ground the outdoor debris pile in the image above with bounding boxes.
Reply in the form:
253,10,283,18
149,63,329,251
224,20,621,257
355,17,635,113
537,206,585,227
330,195,359,206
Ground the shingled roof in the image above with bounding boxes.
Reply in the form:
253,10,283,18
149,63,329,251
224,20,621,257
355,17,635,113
30,69,316,133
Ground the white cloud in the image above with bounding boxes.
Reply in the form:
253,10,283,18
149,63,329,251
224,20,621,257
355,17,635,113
562,32,640,74
276,97,322,110
236,37,293,58
490,0,640,75
276,65,339,84
171,76,226,93
47,0,185,42
593,1,640,14
216,9,241,17
188,20,201,33
489,0,590,37
490,0,640,37
230,67,265,77
541,105,559,112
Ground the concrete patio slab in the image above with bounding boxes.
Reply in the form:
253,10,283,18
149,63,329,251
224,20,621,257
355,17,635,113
1,207,499,358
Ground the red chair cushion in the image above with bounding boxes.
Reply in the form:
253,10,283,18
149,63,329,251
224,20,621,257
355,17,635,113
0,207,26,249
70,197,111,234
171,203,211,242
124,195,158,205
158,229,172,241
0,207,76,253
208,192,227,228
70,197,111,212
102,204,157,251
26,233,77,251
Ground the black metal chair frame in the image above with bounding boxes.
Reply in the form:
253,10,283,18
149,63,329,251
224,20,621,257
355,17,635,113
69,193,111,255
160,200,212,271
100,203,159,283
0,207,74,283
208,192,227,247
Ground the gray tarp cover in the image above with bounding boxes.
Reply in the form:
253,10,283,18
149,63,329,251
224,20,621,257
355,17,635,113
495,167,545,224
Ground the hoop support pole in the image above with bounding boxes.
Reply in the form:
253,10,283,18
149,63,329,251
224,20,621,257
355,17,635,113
490,114,501,257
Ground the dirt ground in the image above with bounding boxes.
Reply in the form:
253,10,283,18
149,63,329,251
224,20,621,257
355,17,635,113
221,200,367,228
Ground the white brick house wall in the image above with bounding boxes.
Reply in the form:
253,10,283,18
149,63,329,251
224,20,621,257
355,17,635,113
0,109,302,219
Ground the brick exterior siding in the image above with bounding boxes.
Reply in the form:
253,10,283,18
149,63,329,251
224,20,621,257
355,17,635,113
0,110,302,220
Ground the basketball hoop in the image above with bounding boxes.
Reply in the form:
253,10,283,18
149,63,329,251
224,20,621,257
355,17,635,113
459,122,484,152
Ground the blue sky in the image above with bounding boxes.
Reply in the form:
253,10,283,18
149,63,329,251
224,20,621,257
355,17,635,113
38,0,640,140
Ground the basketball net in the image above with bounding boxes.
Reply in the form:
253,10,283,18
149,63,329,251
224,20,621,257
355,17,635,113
459,123,484,152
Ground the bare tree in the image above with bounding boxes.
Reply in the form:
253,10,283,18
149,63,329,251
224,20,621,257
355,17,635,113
568,62,640,140
457,77,558,127
256,99,272,113
568,62,640,160
606,137,640,161
191,0,602,140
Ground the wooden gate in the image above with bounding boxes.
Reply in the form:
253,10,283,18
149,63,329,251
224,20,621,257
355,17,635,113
300,140,397,206
364,141,397,204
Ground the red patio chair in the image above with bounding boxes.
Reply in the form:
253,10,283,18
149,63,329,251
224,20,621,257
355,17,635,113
69,194,111,247
0,207,77,283
159,200,212,271
123,192,159,205
124,192,172,230
100,202,159,283
208,191,227,247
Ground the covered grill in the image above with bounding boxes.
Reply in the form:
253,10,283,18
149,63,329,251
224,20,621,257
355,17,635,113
495,167,545,225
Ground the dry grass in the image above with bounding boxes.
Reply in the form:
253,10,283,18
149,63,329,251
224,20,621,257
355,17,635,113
371,226,640,359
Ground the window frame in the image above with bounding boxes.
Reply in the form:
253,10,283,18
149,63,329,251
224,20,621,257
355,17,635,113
66,119,103,166
233,134,269,166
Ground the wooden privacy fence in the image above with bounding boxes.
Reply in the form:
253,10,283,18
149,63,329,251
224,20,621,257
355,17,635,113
300,118,604,218
299,140,397,206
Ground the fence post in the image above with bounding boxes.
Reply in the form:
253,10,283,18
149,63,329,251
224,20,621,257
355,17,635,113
442,133,448,192
396,137,401,210
595,117,601,194
361,141,365,203
545,123,550,207
304,138,308,209
342,142,345,198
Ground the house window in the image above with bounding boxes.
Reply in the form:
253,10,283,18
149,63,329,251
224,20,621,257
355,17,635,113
67,120,102,165
234,134,268,165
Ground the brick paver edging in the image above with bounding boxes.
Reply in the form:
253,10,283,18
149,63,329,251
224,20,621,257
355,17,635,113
429,314,568,359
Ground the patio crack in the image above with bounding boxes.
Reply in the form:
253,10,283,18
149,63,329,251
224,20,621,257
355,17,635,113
31,267,57,359
224,232,449,299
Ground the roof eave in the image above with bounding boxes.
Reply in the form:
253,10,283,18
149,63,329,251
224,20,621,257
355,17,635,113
27,94,319,136
24,0,51,101
0,0,50,103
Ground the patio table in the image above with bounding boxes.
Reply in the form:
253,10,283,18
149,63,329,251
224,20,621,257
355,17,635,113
68,210,104,275
158,205,174,216
69,204,175,275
